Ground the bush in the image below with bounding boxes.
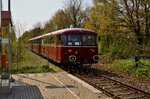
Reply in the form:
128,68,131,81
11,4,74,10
136,68,149,77
135,60,150,79
41,65,54,72
109,59,150,79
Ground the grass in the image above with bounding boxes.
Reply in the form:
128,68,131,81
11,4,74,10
106,59,150,79
11,47,61,74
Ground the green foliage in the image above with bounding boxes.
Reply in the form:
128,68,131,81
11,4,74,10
109,59,150,79
42,65,54,72
109,59,135,73
135,60,150,78
109,38,128,59
86,0,150,63
13,65,56,73
12,46,60,74
99,35,134,61
84,5,101,31
51,10,71,29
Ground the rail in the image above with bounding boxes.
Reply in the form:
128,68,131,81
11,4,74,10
69,66,150,99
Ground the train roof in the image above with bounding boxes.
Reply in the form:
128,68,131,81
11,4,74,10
29,28,97,41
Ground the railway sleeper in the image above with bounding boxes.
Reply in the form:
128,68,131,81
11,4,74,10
92,83,108,89
95,80,109,84
74,66,81,74
101,85,118,90
115,91,134,96
97,84,108,89
110,85,122,89
96,82,121,89
103,85,125,91
125,94,146,99
109,88,128,93
96,83,110,87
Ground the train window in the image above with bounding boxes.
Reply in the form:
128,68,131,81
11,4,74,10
51,36,56,45
67,35,81,46
82,35,96,46
43,37,50,44
56,35,61,45
33,39,41,44
42,36,56,45
61,35,67,45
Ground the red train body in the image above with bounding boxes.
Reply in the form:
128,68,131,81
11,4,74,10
29,28,99,65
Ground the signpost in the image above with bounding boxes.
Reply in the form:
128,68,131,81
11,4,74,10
0,38,9,44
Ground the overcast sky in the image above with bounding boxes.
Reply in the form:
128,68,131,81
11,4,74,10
2,0,92,34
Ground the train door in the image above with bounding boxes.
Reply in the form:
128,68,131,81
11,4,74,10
39,38,42,54
81,34,98,63
56,35,61,62
31,41,33,51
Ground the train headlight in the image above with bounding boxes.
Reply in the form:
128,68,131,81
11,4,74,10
93,55,99,61
69,55,76,62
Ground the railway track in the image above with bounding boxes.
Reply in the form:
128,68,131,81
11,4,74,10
42,56,150,99
66,65,150,99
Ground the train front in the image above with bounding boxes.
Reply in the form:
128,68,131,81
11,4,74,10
59,29,99,65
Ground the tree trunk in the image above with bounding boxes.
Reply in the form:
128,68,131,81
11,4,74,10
137,35,143,45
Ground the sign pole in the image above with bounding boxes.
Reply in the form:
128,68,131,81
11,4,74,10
0,0,2,95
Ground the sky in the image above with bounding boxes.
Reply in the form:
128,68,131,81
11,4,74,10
2,0,93,36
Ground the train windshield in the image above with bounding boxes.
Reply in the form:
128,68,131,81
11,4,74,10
82,35,96,46
61,35,81,46
67,35,81,46
61,34,96,46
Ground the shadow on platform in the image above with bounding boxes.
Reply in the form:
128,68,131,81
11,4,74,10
17,74,75,89
45,84,75,89
0,85,44,99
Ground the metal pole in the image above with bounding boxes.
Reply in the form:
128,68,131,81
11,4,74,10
0,0,2,93
8,0,10,11
7,0,12,88
8,23,12,87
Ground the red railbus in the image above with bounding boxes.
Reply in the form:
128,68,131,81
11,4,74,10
29,28,99,65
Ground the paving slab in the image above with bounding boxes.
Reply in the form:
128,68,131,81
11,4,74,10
0,71,111,99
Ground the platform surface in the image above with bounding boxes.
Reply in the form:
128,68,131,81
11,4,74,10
1,71,111,99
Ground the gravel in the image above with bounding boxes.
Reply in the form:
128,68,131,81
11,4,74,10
91,64,150,94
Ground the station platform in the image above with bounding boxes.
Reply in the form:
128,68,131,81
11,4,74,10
1,71,111,99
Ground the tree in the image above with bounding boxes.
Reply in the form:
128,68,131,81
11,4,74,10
112,0,150,45
32,22,43,37
84,5,101,31
43,9,75,34
21,31,32,44
64,0,89,28
143,0,150,38
85,1,120,51
44,19,55,34
52,10,72,29
14,22,27,69
44,9,71,31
